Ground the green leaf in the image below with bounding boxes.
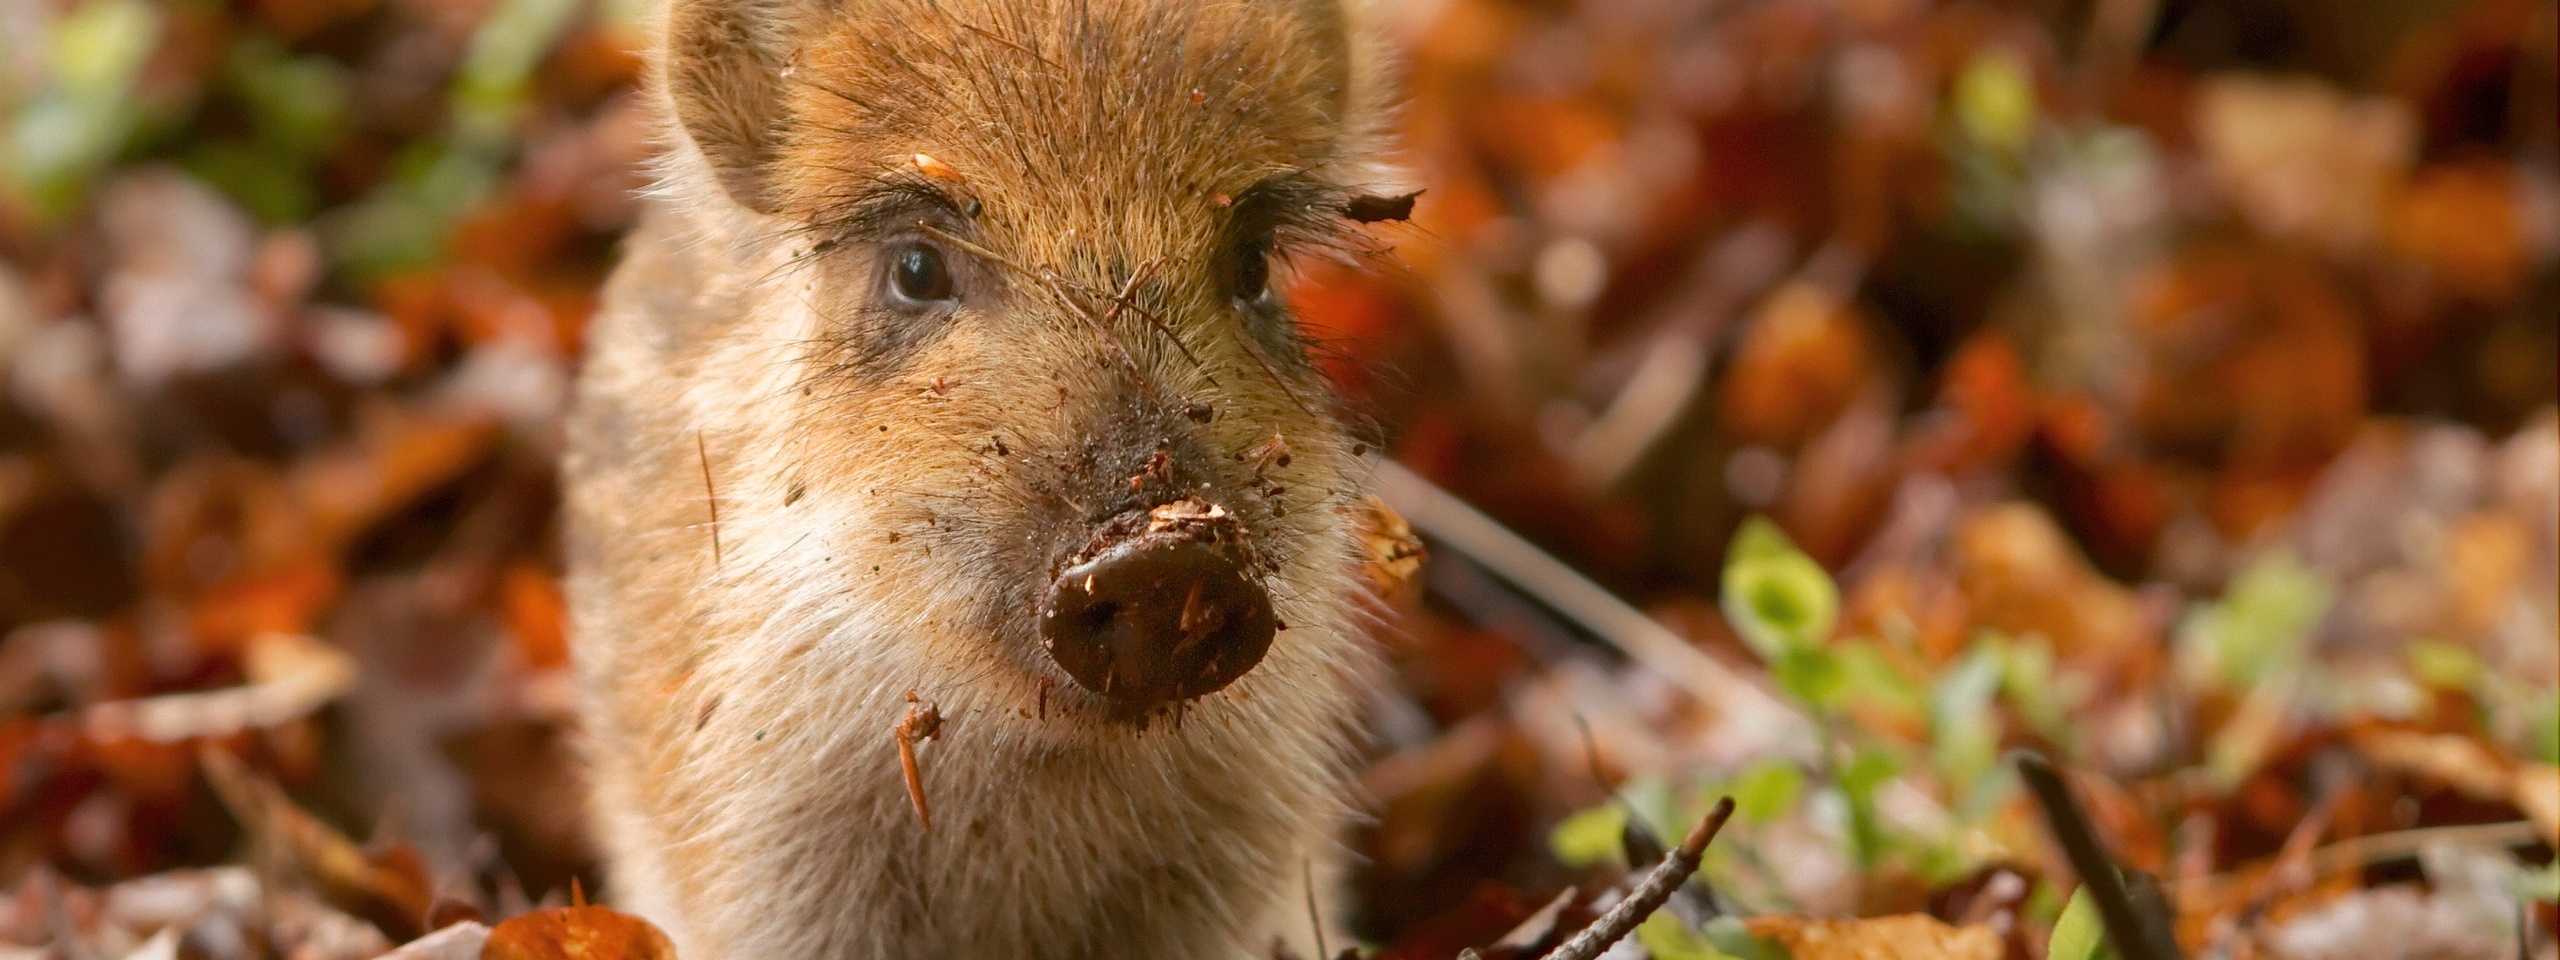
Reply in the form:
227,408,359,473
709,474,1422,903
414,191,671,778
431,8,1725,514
50,0,161,100
1996,634,2075,745
1639,911,1722,960
1955,50,2036,155
2405,640,2480,691
3,0,163,216
1931,644,2006,789
1836,642,1927,726
1721,517,1839,660
2532,691,2559,766
453,0,581,135
1836,746,1902,870
1728,759,1804,825
227,36,352,160
2046,885,2111,960
2177,551,2332,692
183,139,320,223
1701,916,1788,960
1771,646,1846,708
2516,861,2559,905
1550,803,1630,869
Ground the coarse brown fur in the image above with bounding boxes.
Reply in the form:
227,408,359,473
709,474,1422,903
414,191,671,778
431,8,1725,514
562,1,1401,957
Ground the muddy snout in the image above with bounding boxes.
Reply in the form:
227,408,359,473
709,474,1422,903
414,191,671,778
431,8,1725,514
1039,499,1276,705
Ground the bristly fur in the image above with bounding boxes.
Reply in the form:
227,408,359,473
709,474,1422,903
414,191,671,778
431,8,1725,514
564,1,1403,957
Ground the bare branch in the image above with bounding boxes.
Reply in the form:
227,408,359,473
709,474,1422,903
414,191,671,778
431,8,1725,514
1542,796,1737,960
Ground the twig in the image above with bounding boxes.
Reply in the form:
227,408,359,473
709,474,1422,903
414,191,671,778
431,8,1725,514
696,429,722,569
2176,820,2545,894
1572,712,1665,864
915,222,1157,399
1367,462,1808,739
2017,751,2185,960
1542,796,1736,960
1571,713,1609,788
1100,257,1207,369
895,691,942,829
2240,770,2348,917
1303,859,1328,960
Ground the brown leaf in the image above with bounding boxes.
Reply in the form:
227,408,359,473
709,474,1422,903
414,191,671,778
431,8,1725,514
1355,495,1426,594
2386,160,2527,303
1952,503,2148,669
1717,283,1876,451
290,402,499,553
2348,727,2515,802
81,632,355,743
199,745,435,940
481,905,676,960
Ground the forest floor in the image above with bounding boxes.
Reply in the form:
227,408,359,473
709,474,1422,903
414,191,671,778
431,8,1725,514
0,0,2553,958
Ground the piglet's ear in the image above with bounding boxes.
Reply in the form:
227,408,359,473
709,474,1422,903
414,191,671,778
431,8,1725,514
661,0,811,214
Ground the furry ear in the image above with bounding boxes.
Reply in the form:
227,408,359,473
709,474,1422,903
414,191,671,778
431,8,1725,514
661,0,812,213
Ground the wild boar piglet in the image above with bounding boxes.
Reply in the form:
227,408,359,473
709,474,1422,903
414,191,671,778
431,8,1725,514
564,0,1405,956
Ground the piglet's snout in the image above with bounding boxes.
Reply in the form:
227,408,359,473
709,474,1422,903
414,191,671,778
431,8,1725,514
1039,500,1275,705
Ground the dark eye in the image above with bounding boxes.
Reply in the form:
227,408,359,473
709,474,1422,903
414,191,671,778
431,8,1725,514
888,243,954,305
1234,238,1271,303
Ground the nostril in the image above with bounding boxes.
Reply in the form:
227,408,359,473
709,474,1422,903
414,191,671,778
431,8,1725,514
1082,601,1119,624
1039,501,1275,705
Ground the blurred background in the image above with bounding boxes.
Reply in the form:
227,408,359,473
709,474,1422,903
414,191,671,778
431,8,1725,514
0,0,2552,956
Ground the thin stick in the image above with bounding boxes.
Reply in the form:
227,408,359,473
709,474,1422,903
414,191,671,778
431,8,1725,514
895,691,942,830
1367,462,1808,739
2175,820,2544,894
915,223,1155,397
1544,796,1737,960
2018,751,2184,960
1101,257,1205,368
696,429,722,569
1303,859,1328,960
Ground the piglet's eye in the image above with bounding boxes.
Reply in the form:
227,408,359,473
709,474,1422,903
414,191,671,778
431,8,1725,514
887,242,955,305
1234,238,1272,303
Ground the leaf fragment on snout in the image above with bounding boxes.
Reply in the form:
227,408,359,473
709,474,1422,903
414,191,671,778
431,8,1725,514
1343,190,1422,223
912,153,964,185
1357,495,1426,593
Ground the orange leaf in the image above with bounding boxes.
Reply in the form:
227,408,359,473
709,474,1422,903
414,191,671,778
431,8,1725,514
502,564,571,671
482,905,678,960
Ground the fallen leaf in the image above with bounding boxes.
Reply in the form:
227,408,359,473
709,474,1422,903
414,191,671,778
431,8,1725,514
481,905,676,960
2193,75,2413,252
198,745,435,939
1718,283,1875,451
1953,503,2147,668
80,632,354,743
2349,727,2515,802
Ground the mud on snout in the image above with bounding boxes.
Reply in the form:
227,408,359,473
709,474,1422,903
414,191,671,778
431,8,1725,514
1038,497,1277,705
